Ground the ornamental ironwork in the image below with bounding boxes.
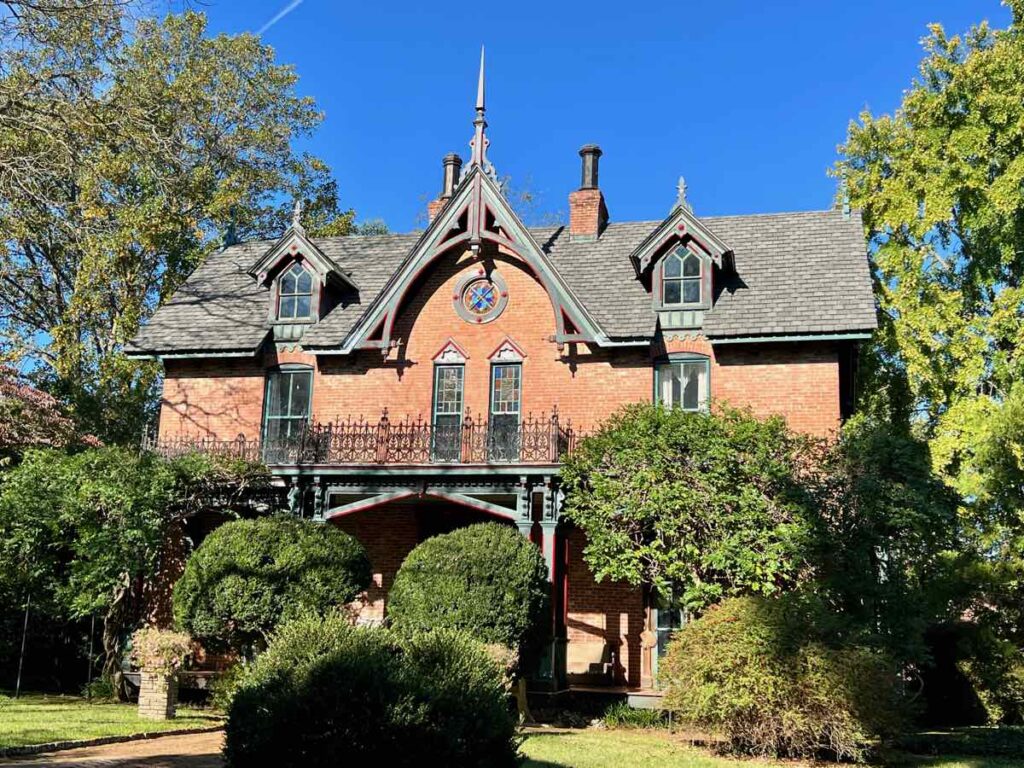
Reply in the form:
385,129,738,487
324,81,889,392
143,409,581,467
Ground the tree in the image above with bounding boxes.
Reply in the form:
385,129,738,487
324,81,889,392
0,364,98,463
808,416,960,663
0,446,269,695
836,2,1024,657
560,404,815,611
0,5,358,442
172,516,371,655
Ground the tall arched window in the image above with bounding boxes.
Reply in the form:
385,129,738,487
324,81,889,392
278,262,314,320
662,247,702,307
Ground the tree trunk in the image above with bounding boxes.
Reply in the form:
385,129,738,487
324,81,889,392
102,578,133,701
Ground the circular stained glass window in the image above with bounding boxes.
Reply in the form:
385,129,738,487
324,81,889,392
463,279,498,315
453,269,508,324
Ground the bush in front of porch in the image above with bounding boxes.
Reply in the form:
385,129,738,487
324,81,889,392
172,515,371,657
387,522,550,670
224,613,518,768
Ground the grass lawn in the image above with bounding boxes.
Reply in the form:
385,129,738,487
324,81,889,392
0,694,221,750
519,728,1024,768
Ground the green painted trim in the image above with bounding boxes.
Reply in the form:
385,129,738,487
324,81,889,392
261,365,314,448
710,332,873,345
653,353,710,412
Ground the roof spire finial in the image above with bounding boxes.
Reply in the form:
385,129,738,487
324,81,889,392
469,46,496,180
291,198,305,233
676,175,692,213
476,45,485,113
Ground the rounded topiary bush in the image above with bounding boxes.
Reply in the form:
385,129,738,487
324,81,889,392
661,596,904,761
387,522,550,662
172,515,371,654
224,614,518,768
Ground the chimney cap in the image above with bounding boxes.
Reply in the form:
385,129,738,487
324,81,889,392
579,143,603,157
443,152,462,163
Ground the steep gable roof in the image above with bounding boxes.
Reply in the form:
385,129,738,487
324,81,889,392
127,209,876,358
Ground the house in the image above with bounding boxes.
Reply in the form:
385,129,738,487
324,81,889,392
127,58,877,694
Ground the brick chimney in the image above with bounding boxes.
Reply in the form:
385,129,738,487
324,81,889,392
569,144,608,241
428,153,463,223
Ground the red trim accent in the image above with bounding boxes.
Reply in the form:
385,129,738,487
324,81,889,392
431,338,470,362
486,336,527,361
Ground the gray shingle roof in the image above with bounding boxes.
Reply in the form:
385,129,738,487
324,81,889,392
128,209,875,356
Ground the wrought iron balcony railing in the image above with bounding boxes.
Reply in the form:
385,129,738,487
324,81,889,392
143,409,582,467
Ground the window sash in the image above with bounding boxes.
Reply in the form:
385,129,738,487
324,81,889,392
278,265,314,320
433,366,464,419
490,364,522,417
656,360,708,411
263,370,312,442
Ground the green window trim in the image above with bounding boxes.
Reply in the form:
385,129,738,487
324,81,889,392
653,354,710,412
262,365,314,444
432,364,464,462
656,246,711,312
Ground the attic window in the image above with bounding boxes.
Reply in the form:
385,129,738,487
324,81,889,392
662,247,702,306
278,262,313,320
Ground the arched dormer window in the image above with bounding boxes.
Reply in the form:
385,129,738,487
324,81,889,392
662,247,702,307
277,262,314,320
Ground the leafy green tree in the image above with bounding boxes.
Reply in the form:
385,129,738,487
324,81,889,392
0,446,269,695
808,416,960,663
0,5,358,442
172,516,371,655
837,3,1024,656
560,404,814,611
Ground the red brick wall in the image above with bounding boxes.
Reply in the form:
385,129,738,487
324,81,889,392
159,358,265,439
158,248,842,440
565,526,645,687
333,504,420,625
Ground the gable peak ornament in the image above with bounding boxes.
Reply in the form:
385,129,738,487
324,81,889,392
468,46,498,183
675,176,693,213
291,198,305,233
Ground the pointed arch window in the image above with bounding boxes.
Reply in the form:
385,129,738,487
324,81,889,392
662,247,702,307
277,262,314,320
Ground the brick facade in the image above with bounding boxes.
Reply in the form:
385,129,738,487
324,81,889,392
153,242,851,693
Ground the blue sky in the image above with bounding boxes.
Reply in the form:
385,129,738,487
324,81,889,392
201,1,1009,232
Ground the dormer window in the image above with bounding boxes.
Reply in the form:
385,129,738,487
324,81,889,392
662,247,702,307
277,262,313,320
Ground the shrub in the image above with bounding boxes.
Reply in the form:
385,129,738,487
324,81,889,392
388,522,549,665
172,515,371,654
661,596,904,761
130,627,192,675
208,662,246,712
224,614,518,768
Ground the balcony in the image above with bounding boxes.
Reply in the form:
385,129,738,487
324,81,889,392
143,409,582,467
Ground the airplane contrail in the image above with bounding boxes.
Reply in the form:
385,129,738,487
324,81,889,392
257,0,304,35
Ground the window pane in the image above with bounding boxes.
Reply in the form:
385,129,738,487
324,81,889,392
281,271,297,294
664,280,681,305
296,269,312,293
279,296,296,319
683,253,701,277
681,363,701,410
295,295,311,319
490,365,521,416
287,373,311,417
266,374,288,419
663,253,682,278
434,366,464,417
683,278,701,304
